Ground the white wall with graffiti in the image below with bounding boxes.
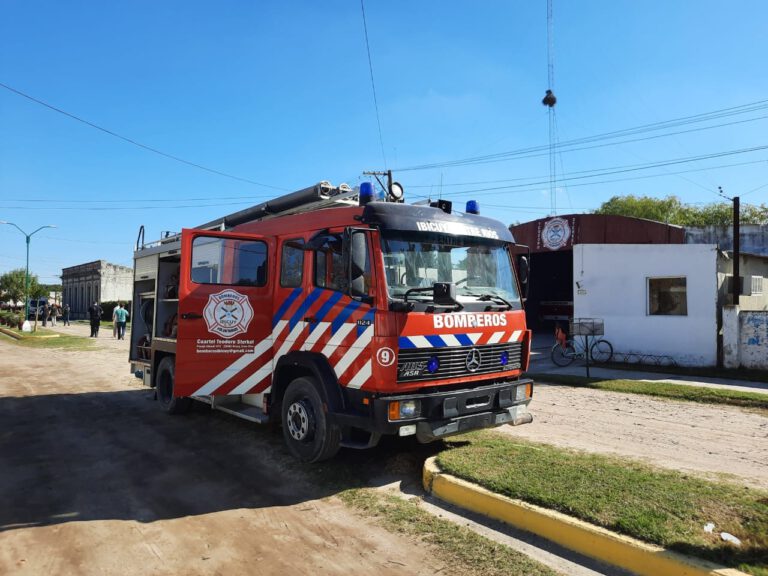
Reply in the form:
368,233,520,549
723,308,768,370
572,244,719,367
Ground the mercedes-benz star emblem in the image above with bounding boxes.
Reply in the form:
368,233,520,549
465,348,482,372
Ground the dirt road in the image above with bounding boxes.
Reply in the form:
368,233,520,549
0,329,448,576
500,382,768,490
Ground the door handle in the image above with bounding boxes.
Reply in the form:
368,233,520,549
304,316,316,323
181,312,203,320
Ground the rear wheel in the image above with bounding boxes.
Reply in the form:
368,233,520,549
156,356,191,414
281,377,341,463
590,339,613,363
551,341,576,367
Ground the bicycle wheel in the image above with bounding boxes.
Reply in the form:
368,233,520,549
551,341,576,367
590,339,613,363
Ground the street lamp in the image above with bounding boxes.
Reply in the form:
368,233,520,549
0,221,57,330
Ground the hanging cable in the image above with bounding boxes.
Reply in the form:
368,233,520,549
0,82,286,191
360,0,387,168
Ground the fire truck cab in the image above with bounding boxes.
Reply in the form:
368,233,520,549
130,180,533,462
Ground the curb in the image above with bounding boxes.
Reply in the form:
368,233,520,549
0,326,23,340
0,327,60,340
423,457,746,576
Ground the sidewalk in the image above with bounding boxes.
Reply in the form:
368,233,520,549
529,333,768,395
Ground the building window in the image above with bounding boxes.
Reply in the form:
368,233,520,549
751,276,763,296
280,239,305,288
648,277,688,316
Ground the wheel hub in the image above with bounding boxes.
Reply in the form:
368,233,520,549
286,400,313,442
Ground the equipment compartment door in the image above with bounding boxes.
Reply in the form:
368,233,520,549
176,228,273,397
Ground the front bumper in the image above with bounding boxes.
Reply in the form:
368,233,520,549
334,378,533,441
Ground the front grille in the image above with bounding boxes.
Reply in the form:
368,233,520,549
397,342,523,383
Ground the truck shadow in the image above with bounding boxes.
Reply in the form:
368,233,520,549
0,388,449,531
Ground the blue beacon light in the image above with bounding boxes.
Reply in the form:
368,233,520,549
359,182,374,205
500,351,509,366
427,356,440,374
466,200,480,214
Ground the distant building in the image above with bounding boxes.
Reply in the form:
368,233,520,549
61,260,133,319
686,224,768,256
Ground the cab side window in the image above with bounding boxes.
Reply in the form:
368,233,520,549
281,239,304,288
313,233,347,292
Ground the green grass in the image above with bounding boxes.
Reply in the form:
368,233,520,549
0,327,96,350
436,432,768,574
340,489,559,576
527,372,768,413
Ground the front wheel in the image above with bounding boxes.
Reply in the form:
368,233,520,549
281,377,341,463
551,341,576,367
590,339,614,363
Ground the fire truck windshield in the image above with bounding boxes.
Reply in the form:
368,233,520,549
380,232,521,307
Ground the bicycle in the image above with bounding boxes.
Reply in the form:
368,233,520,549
550,332,613,367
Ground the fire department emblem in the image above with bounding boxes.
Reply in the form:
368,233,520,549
203,289,254,339
541,217,571,251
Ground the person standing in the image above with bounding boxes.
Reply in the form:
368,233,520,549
42,302,49,327
114,303,129,340
50,303,58,327
62,304,71,326
88,301,103,337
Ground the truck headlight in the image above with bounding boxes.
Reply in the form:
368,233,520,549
388,400,421,421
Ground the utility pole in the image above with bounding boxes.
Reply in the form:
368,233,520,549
733,195,740,306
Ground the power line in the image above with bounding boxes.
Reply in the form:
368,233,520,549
0,81,287,191
395,99,768,172
360,0,387,168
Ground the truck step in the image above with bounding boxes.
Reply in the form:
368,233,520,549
213,402,269,424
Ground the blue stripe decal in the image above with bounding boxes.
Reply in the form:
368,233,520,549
331,300,362,335
357,309,376,337
273,288,302,328
425,335,446,348
313,291,343,325
398,337,416,349
288,288,323,331
456,334,473,346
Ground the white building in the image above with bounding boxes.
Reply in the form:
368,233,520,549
573,244,768,367
61,260,133,319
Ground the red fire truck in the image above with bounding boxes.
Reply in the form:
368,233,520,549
130,179,533,462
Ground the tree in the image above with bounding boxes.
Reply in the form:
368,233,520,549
595,195,768,226
0,268,41,307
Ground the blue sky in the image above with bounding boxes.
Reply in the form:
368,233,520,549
2,1,767,283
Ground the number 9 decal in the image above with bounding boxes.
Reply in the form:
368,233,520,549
376,347,395,367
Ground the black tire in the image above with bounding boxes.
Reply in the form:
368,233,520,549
551,341,576,367
281,377,341,463
590,339,613,363
156,356,191,414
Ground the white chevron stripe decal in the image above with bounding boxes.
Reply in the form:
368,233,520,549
441,334,462,347
508,330,522,342
407,335,432,348
347,359,372,389
302,321,330,350
275,321,305,360
321,323,355,357
467,333,482,344
192,338,272,396
229,360,273,395
488,331,504,345
334,325,373,378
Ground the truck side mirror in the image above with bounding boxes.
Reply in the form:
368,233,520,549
518,255,530,300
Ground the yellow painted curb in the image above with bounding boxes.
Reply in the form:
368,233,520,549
0,327,60,340
423,457,746,576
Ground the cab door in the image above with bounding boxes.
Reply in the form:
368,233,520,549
176,228,273,397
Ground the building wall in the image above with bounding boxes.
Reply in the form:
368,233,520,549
723,307,768,370
61,260,133,319
716,252,768,311
572,244,718,367
686,225,768,256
